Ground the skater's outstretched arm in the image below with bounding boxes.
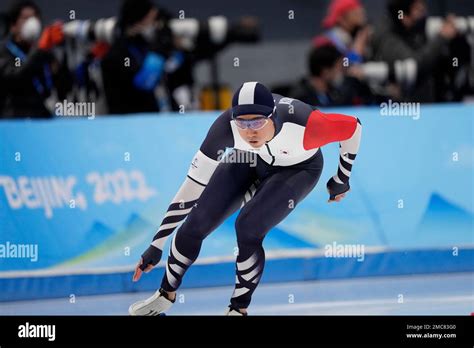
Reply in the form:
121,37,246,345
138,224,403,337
133,110,234,281
302,109,362,203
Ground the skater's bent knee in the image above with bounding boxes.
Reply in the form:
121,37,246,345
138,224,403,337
235,213,266,245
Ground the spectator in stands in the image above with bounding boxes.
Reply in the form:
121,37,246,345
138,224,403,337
314,0,370,65
101,0,164,114
290,44,344,106
370,0,458,102
290,43,375,107
0,0,72,118
101,0,260,114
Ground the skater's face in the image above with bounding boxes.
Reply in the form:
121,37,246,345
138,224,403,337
235,114,275,148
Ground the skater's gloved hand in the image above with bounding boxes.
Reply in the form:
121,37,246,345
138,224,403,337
132,245,162,282
326,177,350,203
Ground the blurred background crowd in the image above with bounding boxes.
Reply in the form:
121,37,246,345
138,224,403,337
0,0,473,119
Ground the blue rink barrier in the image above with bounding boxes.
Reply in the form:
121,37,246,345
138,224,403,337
0,103,473,301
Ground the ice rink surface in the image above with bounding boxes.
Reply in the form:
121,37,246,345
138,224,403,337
1,272,472,315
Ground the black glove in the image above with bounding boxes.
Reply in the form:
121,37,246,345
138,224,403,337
326,177,350,201
139,245,162,271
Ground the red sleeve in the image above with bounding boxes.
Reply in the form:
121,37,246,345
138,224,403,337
303,110,358,150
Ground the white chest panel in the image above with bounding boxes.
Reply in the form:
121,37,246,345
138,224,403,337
230,121,318,166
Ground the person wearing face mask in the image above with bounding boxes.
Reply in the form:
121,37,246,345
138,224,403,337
370,0,458,102
289,43,375,107
314,0,370,66
0,0,69,118
101,0,166,114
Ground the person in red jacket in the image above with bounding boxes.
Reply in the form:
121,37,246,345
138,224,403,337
130,82,362,315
